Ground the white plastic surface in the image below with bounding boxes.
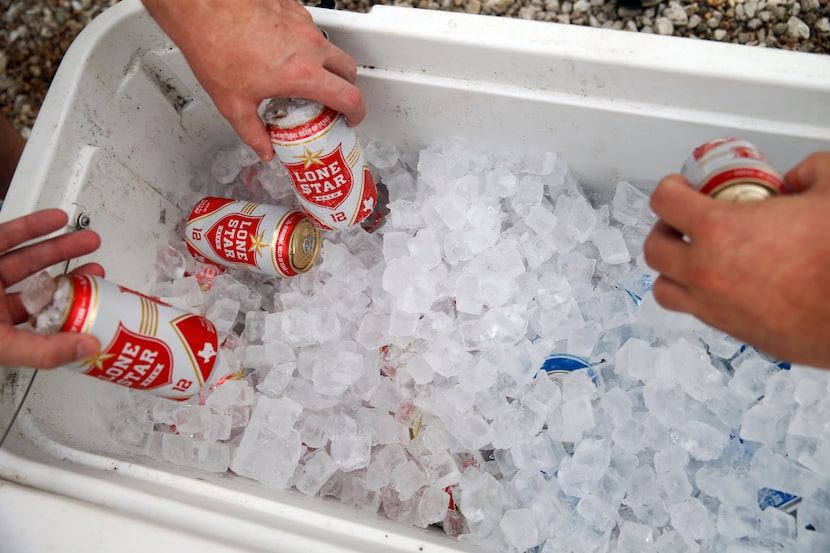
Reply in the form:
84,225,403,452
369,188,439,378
1,0,830,550
0,480,251,553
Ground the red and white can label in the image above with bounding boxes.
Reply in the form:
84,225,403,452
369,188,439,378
63,274,219,400
269,106,378,230
682,138,791,198
185,197,306,277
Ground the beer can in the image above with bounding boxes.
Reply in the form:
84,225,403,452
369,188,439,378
264,97,378,230
185,196,321,278
682,138,792,202
537,353,597,387
53,274,220,400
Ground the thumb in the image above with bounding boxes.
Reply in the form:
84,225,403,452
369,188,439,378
3,331,101,370
785,152,830,194
217,97,275,163
649,174,716,236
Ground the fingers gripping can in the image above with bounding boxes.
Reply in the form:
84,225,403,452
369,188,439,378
682,138,792,202
185,197,321,277
39,274,220,400
264,98,378,230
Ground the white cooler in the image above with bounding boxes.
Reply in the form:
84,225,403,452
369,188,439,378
1,0,829,550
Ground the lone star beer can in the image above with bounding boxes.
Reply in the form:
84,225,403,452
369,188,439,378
185,197,321,277
264,97,378,230
56,274,220,400
682,138,792,202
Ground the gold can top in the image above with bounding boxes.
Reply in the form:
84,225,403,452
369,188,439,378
289,218,322,273
712,182,778,203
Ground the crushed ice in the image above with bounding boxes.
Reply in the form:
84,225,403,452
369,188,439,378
97,136,830,553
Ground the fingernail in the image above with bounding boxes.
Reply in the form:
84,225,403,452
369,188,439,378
76,338,99,361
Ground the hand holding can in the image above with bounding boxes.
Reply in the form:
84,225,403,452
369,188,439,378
264,97,378,230
24,272,221,400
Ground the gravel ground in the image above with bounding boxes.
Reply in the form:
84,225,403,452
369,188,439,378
1,0,829,137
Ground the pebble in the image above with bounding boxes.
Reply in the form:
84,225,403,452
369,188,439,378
788,14,812,37
2,0,829,135
664,1,689,25
654,16,675,34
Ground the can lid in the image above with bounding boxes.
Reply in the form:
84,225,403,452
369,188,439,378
30,275,74,335
264,97,325,129
289,218,322,273
712,183,777,202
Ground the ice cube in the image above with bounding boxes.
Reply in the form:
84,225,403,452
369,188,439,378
511,176,544,217
429,192,469,231
657,467,693,505
20,271,58,317
458,469,504,533
407,229,443,270
417,486,450,526
163,276,204,310
616,520,655,553
388,200,425,229
310,343,367,396
489,405,523,450
521,149,557,176
524,205,558,238
234,144,260,166
155,242,187,280
230,397,303,489
485,162,519,198
740,403,791,445
556,438,610,498
243,311,268,344
611,181,654,227
717,502,762,540
668,497,717,541
205,297,240,336
562,195,598,243
355,312,390,350
669,420,729,461
296,449,338,496
499,508,540,553
365,140,400,169
749,445,820,497
161,433,232,473
591,227,631,265
393,460,428,501
729,347,782,400
210,150,242,184
330,432,372,472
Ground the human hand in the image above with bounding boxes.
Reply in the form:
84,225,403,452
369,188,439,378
643,151,830,368
141,0,365,163
0,209,104,369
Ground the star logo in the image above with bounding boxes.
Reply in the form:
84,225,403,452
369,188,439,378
294,147,325,169
247,231,268,258
197,342,217,365
84,350,115,371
